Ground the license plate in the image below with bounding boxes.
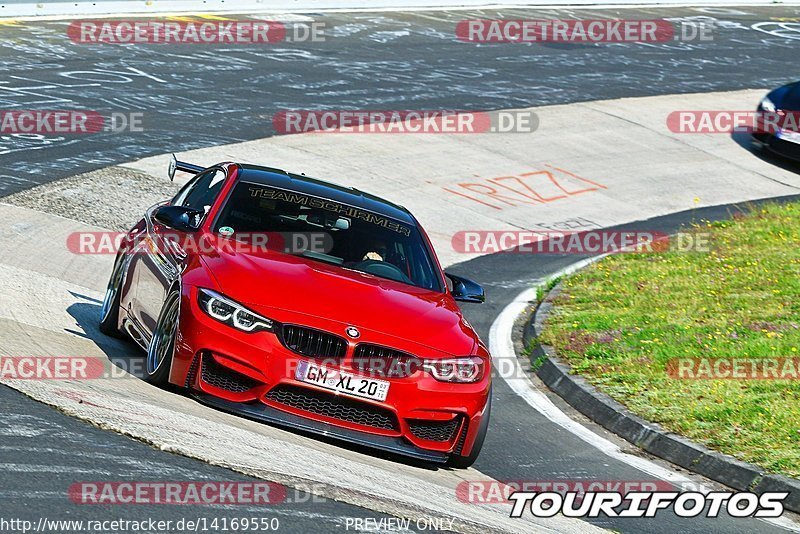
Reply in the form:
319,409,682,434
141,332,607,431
295,361,390,402
778,129,800,144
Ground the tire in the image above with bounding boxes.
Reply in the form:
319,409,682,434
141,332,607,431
448,388,492,469
99,253,126,338
145,289,180,387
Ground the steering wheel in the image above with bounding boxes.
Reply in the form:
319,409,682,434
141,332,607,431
353,260,413,284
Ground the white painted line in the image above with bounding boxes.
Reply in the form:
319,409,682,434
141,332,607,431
489,261,800,531
0,463,111,474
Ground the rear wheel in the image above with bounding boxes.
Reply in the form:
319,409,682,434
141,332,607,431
449,389,492,469
145,290,180,387
99,253,126,338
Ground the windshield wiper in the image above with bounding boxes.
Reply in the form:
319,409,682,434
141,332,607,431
300,250,344,266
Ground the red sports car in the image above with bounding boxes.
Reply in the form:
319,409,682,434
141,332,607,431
99,156,492,467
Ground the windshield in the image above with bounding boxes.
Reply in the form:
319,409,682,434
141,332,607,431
213,181,443,291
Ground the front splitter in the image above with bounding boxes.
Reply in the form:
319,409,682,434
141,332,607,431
191,392,450,464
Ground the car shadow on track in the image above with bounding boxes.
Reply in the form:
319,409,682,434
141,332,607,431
66,292,147,380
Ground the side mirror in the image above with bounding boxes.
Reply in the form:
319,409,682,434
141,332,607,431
153,205,202,232
445,272,485,303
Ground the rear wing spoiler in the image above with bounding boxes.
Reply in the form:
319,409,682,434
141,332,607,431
168,153,205,181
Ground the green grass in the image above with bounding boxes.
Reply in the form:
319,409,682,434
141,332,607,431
539,203,800,477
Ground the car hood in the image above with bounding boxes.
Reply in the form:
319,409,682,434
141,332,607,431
199,247,477,356
771,81,800,110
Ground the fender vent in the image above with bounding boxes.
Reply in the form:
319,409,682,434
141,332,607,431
185,354,201,389
453,420,470,455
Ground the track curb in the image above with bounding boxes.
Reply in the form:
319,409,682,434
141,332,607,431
522,282,800,513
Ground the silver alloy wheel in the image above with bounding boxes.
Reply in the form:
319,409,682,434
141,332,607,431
147,294,179,375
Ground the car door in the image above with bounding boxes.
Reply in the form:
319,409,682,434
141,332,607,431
129,167,228,340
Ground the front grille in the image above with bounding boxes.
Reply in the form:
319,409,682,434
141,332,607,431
408,417,462,442
280,325,347,360
353,344,421,378
266,385,398,431
200,355,260,393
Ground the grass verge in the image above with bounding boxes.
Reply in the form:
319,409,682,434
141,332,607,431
539,203,800,477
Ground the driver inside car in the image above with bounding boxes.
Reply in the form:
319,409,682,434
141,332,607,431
362,240,388,262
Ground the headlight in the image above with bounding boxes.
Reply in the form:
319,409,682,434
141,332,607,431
423,357,485,383
760,96,777,113
198,289,275,333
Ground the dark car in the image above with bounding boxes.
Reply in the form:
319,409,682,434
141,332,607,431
753,80,800,161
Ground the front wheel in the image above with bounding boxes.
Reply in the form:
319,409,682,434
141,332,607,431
448,389,492,469
145,290,180,387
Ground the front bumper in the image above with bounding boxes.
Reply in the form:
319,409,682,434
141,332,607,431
172,286,491,461
754,132,800,162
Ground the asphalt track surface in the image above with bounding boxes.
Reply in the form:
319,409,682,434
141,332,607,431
0,384,425,533
0,5,799,194
2,5,800,533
